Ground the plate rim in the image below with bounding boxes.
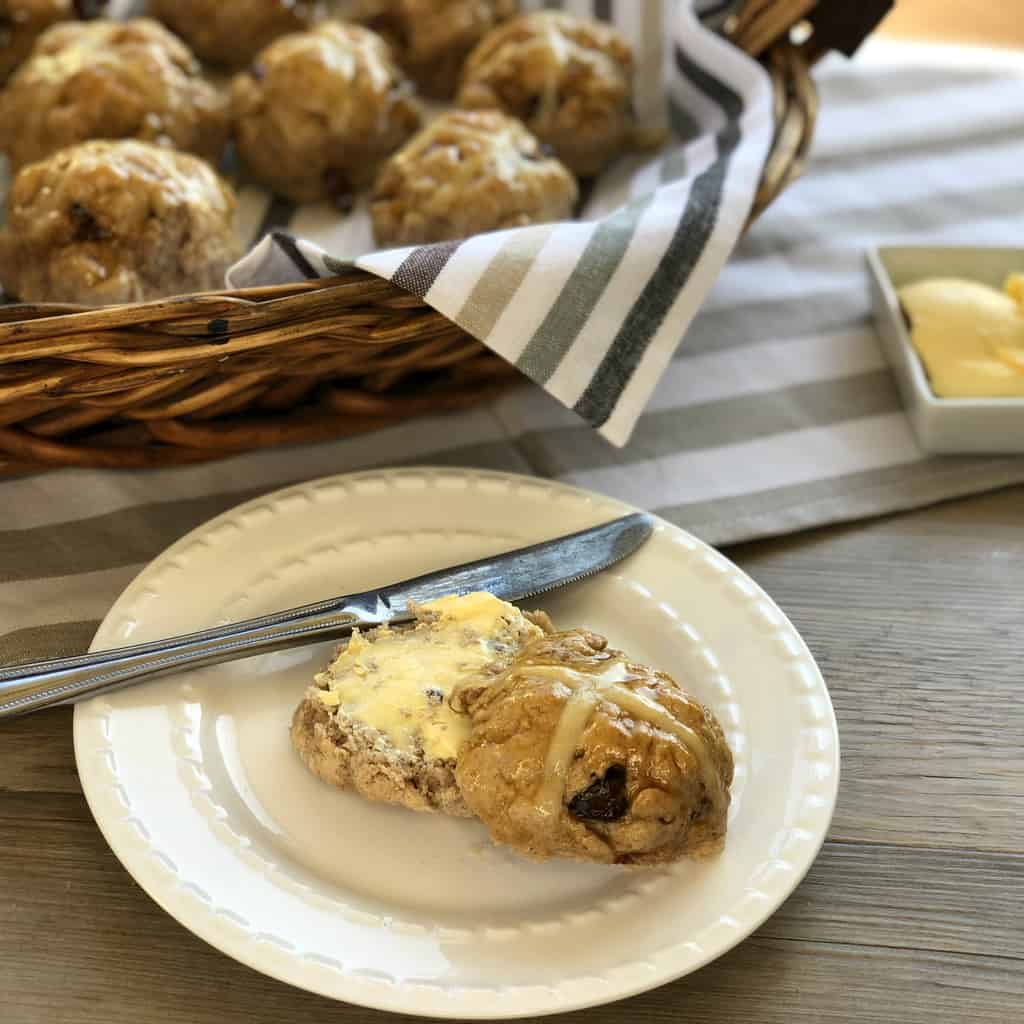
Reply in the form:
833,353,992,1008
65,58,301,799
73,466,840,1018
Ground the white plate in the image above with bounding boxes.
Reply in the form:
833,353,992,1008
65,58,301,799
74,468,838,1018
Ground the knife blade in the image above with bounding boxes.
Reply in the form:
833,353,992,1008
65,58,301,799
0,511,654,718
379,510,655,613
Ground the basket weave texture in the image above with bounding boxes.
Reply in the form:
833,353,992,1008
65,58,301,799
0,0,827,475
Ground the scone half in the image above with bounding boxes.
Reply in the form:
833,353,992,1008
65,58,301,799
290,592,550,816
290,693,471,816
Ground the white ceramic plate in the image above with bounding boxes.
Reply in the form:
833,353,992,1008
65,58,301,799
74,468,838,1018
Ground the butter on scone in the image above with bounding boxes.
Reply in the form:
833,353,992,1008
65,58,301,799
290,592,549,816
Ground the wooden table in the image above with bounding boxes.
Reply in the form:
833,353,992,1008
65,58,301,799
2,485,1021,1023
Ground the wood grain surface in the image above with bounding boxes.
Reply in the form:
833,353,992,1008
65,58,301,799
2,486,1023,1024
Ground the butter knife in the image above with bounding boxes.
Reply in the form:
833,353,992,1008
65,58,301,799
0,512,654,718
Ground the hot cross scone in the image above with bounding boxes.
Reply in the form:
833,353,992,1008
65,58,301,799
231,21,421,204
371,109,577,246
0,140,240,305
457,11,636,176
0,18,229,171
453,629,733,865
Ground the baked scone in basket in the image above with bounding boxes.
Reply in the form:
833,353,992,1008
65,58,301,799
0,140,241,305
371,109,578,246
0,17,229,171
457,10,637,176
231,22,422,204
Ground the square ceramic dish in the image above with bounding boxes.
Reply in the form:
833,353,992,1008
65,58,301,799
868,246,1024,454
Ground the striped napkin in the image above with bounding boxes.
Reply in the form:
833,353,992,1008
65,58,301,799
228,0,774,446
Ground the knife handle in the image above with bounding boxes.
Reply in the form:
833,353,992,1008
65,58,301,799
0,596,381,719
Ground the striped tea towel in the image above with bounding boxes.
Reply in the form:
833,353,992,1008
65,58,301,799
228,0,774,447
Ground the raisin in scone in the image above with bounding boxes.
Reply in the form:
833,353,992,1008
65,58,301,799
149,0,322,69
0,17,229,171
231,22,421,204
0,140,241,305
0,0,107,84
291,593,550,816
453,629,734,865
457,11,635,176
346,0,518,99
371,109,577,246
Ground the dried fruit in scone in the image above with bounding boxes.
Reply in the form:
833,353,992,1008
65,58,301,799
371,109,577,247
454,629,734,866
290,593,549,816
0,18,229,171
230,22,421,204
457,10,635,177
0,140,241,305
148,0,322,69
346,0,518,100
0,0,108,84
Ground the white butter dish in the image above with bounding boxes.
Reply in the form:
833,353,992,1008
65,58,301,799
868,245,1024,454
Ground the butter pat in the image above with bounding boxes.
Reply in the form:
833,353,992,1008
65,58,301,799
898,274,1024,398
420,591,517,634
314,592,543,761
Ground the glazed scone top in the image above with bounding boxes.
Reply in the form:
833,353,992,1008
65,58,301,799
231,21,421,202
0,18,229,169
371,109,578,246
313,592,545,761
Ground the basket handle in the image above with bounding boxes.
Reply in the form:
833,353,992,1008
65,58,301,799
724,0,893,224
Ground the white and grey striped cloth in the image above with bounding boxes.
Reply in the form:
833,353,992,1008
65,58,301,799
4,38,1024,664
229,0,774,445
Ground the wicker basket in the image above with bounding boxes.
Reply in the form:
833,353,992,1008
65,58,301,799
0,0,886,475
